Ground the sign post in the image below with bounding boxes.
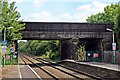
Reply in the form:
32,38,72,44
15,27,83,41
2,41,7,67
0,26,1,66
106,28,116,64
112,43,116,51
112,43,116,64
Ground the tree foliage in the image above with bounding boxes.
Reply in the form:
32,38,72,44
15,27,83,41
114,2,120,49
18,40,60,60
0,1,25,44
86,3,120,50
86,3,118,23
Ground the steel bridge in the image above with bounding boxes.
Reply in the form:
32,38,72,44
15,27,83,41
19,22,113,60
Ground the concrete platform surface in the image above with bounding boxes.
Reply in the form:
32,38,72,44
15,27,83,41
0,65,2,79
80,62,120,72
2,65,21,78
2,65,40,80
19,65,39,79
65,60,120,72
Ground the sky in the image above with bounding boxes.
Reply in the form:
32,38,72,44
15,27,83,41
8,0,119,22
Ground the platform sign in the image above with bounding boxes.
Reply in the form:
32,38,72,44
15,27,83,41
112,43,116,51
2,41,7,46
2,46,6,56
93,53,98,58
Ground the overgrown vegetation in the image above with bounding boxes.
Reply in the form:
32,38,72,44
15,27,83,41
18,40,61,61
77,45,85,61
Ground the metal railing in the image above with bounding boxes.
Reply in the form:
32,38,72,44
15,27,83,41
103,51,120,64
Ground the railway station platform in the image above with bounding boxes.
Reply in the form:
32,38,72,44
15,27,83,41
64,60,120,72
80,62,120,72
2,65,21,79
1,65,40,79
2,65,40,79
61,60,120,79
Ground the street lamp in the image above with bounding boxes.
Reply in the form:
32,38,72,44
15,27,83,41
2,26,13,67
106,28,116,64
1,0,14,67
4,26,13,41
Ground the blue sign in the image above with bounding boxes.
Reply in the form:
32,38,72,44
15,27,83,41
2,41,7,46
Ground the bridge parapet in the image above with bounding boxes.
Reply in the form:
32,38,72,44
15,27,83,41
21,31,112,40
22,22,113,33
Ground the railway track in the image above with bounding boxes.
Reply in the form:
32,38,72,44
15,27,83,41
20,54,100,80
20,55,57,80
33,57,102,80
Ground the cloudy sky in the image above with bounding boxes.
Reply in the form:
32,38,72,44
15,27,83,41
9,0,119,22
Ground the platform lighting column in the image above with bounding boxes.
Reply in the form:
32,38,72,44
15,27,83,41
106,28,116,64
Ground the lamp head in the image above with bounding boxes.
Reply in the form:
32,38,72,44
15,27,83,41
106,28,113,32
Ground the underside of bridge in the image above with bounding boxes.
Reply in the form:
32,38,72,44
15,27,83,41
79,38,103,51
60,38,104,60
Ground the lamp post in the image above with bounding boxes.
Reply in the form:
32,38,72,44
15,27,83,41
106,28,116,64
2,26,13,67
4,26,13,41
1,0,5,67
1,0,13,67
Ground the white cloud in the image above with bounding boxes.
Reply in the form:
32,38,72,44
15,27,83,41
76,1,108,14
8,0,118,3
75,1,109,21
32,0,46,7
24,1,109,22
24,11,60,22
9,0,47,8
24,11,75,22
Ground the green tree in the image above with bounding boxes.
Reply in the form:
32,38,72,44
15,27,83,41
18,40,61,60
0,1,2,27
0,1,25,44
18,41,26,52
86,3,120,50
86,3,118,23
86,12,104,23
114,2,120,49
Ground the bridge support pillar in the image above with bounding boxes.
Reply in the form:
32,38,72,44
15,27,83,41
61,39,78,60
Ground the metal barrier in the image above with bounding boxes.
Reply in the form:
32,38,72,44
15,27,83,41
103,51,120,64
